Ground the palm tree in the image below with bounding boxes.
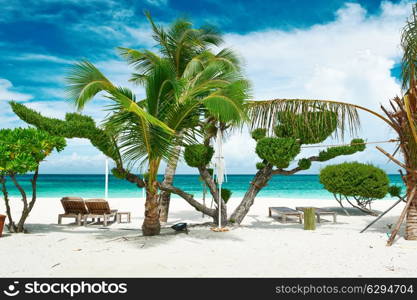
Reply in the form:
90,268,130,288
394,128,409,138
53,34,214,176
118,12,242,223
246,4,417,241
66,53,249,235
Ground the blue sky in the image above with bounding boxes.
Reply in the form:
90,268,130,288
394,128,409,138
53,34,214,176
0,0,413,174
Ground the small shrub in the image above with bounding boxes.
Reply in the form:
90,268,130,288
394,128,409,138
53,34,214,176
318,139,365,161
388,185,402,198
319,162,389,215
255,137,300,168
251,128,267,141
298,158,312,170
256,162,266,170
274,111,337,144
221,188,232,203
184,144,214,167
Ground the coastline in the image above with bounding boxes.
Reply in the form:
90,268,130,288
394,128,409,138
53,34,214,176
1,197,416,277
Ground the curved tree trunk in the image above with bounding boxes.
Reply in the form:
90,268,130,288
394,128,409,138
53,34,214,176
229,166,273,224
159,182,216,217
7,169,40,233
159,145,181,223
142,189,161,236
0,175,17,232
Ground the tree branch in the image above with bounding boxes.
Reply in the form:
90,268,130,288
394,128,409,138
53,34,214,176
158,182,216,216
272,156,319,175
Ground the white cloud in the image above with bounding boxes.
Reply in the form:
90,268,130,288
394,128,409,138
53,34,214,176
145,0,167,6
10,53,73,64
203,1,413,174
0,78,32,101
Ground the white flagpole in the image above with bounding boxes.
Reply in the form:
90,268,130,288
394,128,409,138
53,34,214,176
218,183,222,228
105,158,109,200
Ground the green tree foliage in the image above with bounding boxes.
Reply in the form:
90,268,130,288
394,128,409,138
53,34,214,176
10,102,119,162
256,162,266,170
297,158,312,170
274,111,337,144
221,188,232,203
0,128,66,232
0,128,66,174
184,144,214,167
255,137,300,168
318,138,365,161
388,185,402,198
320,162,389,215
251,128,266,141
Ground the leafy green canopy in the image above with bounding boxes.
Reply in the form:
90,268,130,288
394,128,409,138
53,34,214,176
0,128,66,174
319,162,389,199
297,158,312,170
274,111,337,144
388,185,402,197
255,137,301,168
184,144,214,167
318,138,365,161
251,128,266,141
10,102,119,162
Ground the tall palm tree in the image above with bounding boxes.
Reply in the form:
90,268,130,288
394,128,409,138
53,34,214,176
246,4,417,241
117,12,242,223
66,53,249,235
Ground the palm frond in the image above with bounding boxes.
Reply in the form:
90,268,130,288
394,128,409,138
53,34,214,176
117,47,161,80
65,61,113,110
247,99,364,139
401,4,417,91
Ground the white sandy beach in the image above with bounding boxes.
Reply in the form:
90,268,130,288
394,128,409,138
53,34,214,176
1,196,417,277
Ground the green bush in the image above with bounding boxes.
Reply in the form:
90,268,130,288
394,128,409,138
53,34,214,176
274,111,337,144
207,168,214,176
0,128,66,174
256,162,266,170
298,158,312,170
320,162,389,215
251,128,267,141
388,185,402,198
184,144,214,167
318,139,365,161
320,162,389,199
255,137,300,168
0,128,66,232
221,188,232,203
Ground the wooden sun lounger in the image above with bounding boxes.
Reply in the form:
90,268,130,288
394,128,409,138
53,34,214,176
296,207,337,223
83,199,118,227
58,197,88,226
268,207,303,224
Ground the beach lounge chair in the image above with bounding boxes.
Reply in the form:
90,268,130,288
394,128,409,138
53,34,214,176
58,197,88,226
83,199,117,227
268,207,303,224
296,207,337,223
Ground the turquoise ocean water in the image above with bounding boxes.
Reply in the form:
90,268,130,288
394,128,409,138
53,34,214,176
1,174,405,200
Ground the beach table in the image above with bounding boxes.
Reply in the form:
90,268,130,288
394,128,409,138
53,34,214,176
268,207,303,224
296,207,337,223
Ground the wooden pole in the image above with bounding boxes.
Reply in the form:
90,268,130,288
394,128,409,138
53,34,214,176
360,198,403,233
376,146,416,173
304,208,316,230
387,187,417,246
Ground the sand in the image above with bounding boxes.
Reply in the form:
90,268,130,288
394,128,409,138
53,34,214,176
1,196,417,277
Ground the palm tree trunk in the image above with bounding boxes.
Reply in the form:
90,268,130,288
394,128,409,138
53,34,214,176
405,171,417,240
142,188,161,236
159,144,181,223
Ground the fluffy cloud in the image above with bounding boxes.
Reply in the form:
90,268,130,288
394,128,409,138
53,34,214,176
208,1,412,174
1,1,414,174
0,78,32,101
